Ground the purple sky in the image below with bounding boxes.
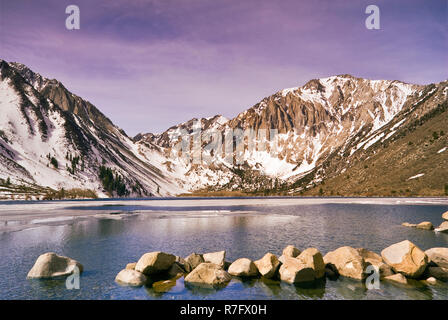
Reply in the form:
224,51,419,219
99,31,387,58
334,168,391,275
1,0,447,136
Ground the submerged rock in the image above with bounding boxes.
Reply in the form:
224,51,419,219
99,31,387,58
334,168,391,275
184,263,231,287
115,269,147,287
425,277,438,285
228,258,259,277
323,246,367,280
279,256,315,284
297,248,326,279
282,245,301,258
381,240,428,278
152,275,181,293
425,248,448,268
416,222,434,230
135,252,176,275
402,222,417,228
203,251,226,267
254,253,280,279
403,221,434,230
383,273,408,285
27,252,83,279
435,221,448,233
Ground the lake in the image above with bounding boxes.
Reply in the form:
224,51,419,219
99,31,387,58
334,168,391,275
0,197,447,300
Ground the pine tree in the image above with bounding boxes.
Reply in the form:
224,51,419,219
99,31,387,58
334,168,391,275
50,157,58,169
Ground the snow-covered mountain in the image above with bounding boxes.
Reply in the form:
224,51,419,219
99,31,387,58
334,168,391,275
0,60,186,198
135,74,447,193
1,59,446,198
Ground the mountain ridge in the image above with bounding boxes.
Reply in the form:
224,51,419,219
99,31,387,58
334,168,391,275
0,59,186,199
0,59,446,199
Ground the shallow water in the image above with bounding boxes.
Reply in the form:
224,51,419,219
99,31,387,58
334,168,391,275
0,198,447,300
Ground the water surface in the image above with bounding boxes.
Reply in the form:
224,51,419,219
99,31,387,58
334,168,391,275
0,197,447,300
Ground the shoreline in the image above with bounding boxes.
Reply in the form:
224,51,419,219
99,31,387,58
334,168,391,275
1,195,448,204
1,197,448,234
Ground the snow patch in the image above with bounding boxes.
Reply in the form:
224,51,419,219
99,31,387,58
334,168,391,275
408,173,424,180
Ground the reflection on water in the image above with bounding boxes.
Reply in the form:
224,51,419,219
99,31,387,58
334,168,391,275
0,201,447,300
258,277,282,297
147,276,185,298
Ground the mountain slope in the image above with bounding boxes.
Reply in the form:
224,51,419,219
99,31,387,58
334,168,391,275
0,60,186,199
1,59,446,198
296,82,448,196
137,75,447,195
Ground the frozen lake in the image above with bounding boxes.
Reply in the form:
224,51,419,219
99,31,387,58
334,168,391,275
0,197,447,300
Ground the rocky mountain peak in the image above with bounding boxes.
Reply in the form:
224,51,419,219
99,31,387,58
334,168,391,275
302,78,325,92
1,59,446,198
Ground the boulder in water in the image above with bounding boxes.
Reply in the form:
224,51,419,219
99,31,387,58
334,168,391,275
27,252,83,279
381,240,428,278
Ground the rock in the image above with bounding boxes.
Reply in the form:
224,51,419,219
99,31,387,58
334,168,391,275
152,276,180,293
425,277,437,285
402,222,417,228
135,252,176,275
356,248,381,264
416,222,434,230
167,262,186,278
425,248,448,268
223,261,231,271
185,253,204,271
27,252,83,279
278,255,286,264
279,256,315,284
175,256,191,273
282,245,301,258
184,263,231,287
254,253,280,279
203,251,226,267
381,240,428,278
376,263,395,278
323,246,367,280
228,258,259,277
383,273,408,285
126,262,137,270
402,222,434,230
297,248,325,279
426,266,448,280
356,248,394,278
435,221,448,233
442,211,448,221
325,266,337,278
115,269,147,287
